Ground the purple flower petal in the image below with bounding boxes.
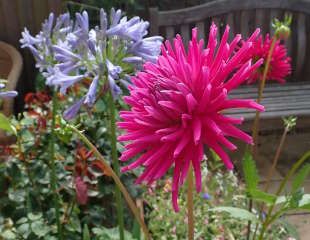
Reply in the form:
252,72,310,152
129,36,163,63
108,75,122,99
63,96,85,120
0,91,18,99
84,75,99,106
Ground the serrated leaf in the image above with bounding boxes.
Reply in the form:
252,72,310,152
208,206,258,222
249,189,277,205
289,188,304,208
242,150,259,192
292,164,310,193
0,113,16,135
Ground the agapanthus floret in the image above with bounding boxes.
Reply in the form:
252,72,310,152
118,25,264,211
0,83,18,99
246,34,291,84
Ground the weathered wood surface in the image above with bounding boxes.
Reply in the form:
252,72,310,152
227,82,310,120
0,0,63,112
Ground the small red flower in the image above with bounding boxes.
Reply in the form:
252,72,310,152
246,34,291,84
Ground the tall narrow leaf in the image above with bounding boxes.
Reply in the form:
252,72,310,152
292,164,310,193
242,150,259,192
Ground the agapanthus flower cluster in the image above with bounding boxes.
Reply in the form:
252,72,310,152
246,34,291,84
0,83,18,99
118,25,265,211
20,9,163,119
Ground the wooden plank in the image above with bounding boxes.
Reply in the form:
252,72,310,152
255,9,266,35
195,21,205,41
156,0,310,26
0,1,7,41
226,12,235,41
296,13,307,77
166,26,175,41
149,7,159,35
1,0,20,47
240,10,250,37
48,0,63,16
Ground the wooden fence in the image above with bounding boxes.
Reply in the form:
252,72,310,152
0,0,63,112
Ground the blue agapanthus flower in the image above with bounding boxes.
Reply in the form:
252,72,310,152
0,83,18,99
20,8,163,120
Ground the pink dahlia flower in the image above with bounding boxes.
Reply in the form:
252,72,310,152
118,24,264,211
246,34,291,84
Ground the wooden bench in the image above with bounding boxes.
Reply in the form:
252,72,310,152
149,0,310,131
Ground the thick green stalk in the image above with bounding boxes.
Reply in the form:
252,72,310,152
187,163,194,240
257,151,310,240
50,89,63,240
108,92,124,240
68,124,151,239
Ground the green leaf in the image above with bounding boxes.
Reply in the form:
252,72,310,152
292,164,310,193
1,229,16,239
27,212,42,221
298,194,310,210
83,224,91,240
248,189,277,205
242,150,259,192
277,219,300,240
131,220,140,240
208,206,258,223
0,113,16,135
32,221,50,237
289,188,304,208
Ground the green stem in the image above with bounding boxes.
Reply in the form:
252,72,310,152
67,124,151,239
187,163,194,240
257,151,310,240
250,37,277,240
50,89,63,240
264,126,289,192
107,93,125,240
251,37,277,156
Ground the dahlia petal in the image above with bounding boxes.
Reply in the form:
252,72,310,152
192,118,202,145
186,93,198,113
220,99,264,112
208,140,234,170
173,131,191,157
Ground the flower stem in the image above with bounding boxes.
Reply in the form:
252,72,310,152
251,37,277,156
187,163,194,240
67,124,151,240
264,126,289,192
107,93,125,240
248,37,277,240
257,151,310,240
50,89,63,240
